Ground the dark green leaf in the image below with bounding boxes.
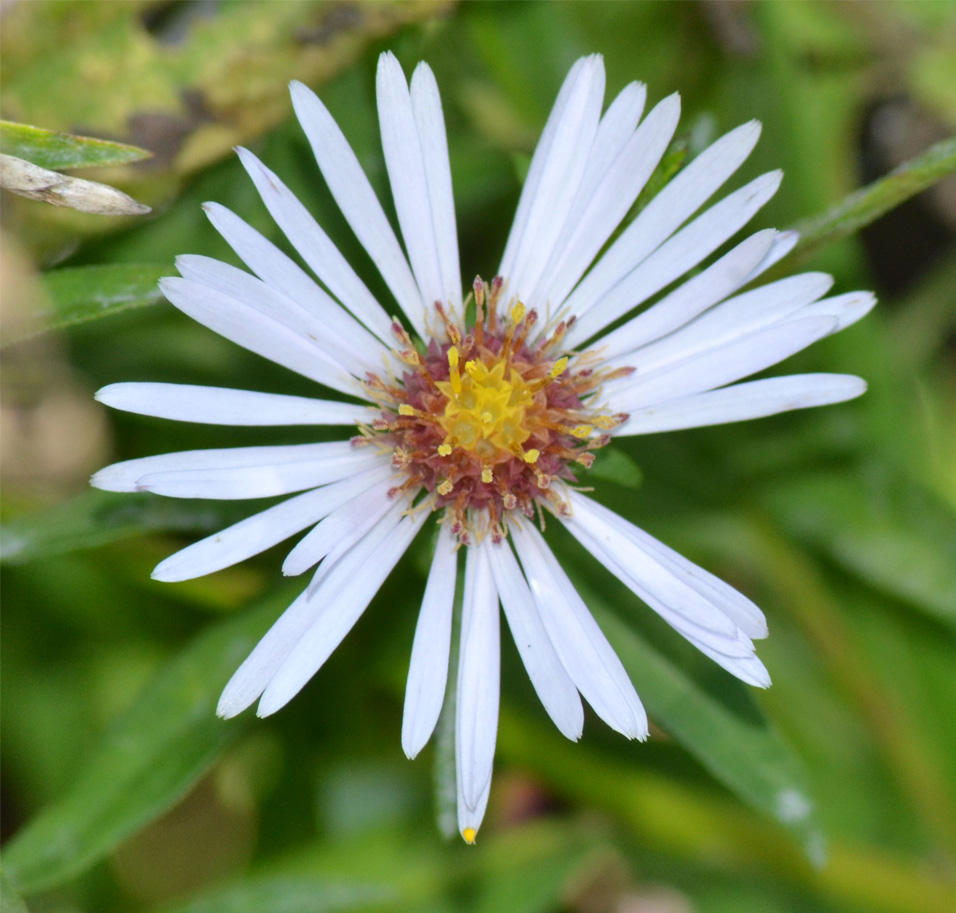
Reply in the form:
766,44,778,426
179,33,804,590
156,877,392,913
789,135,956,263
0,870,30,913
761,472,956,628
0,489,250,566
1,592,289,895
0,120,152,170
591,602,824,860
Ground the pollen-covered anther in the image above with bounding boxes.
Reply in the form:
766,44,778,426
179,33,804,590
481,467,493,484
437,479,454,496
437,443,452,457
523,449,540,464
570,424,593,439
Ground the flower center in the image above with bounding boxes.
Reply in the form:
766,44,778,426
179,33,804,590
358,277,632,543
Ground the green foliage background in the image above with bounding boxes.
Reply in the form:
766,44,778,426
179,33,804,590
2,2,955,912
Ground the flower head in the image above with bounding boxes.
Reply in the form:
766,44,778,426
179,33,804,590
93,53,873,842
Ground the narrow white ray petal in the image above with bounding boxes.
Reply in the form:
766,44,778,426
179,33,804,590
290,80,426,337
510,523,647,740
281,476,396,576
563,496,739,637
569,170,783,345
537,93,681,313
500,55,606,307
614,374,867,437
741,229,799,284
457,766,492,845
402,522,458,758
152,463,393,582
218,582,316,718
486,540,583,741
564,493,765,651
799,290,877,332
456,541,501,811
236,147,393,343
218,497,415,718
202,202,389,366
256,501,428,717
499,57,592,289
159,277,359,396
624,272,833,376
563,120,763,322
411,61,462,311
96,383,378,426
574,81,648,209
571,495,768,639
687,640,772,688
175,254,372,379
377,53,444,311
609,315,838,414
596,229,777,361
92,440,358,491
118,447,384,501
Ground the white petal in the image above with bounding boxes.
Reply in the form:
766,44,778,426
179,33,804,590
799,290,877,332
741,229,799,284
456,540,500,811
499,55,606,309
564,493,766,651
159,277,359,396
624,271,833,377
175,254,373,380
94,442,385,500
377,53,445,311
563,120,763,323
217,497,411,717
96,383,378,426
236,147,394,343
537,93,681,313
411,61,462,311
202,202,389,367
568,170,782,345
457,771,492,845
402,522,458,758
290,80,427,337
498,57,591,293
510,523,647,739
595,229,777,361
614,373,868,436
152,464,393,582
255,500,428,717
281,475,396,576
609,315,839,413
486,539,583,741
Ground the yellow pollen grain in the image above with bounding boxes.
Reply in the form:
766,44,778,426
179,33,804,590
593,415,617,429
570,424,592,438
481,467,493,484
465,359,479,377
438,443,452,457
398,404,415,417
523,449,540,464
511,301,526,323
462,827,477,844
550,356,569,378
437,479,453,496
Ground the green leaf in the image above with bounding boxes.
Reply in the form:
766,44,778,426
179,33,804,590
1,591,289,895
0,120,151,170
0,489,249,566
156,877,392,913
0,870,30,913
591,602,824,860
788,135,956,263
761,471,956,628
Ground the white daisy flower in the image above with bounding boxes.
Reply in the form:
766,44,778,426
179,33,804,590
92,53,874,843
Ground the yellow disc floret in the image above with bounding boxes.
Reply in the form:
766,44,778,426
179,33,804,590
436,355,534,461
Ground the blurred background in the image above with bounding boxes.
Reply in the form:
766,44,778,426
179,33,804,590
2,2,955,912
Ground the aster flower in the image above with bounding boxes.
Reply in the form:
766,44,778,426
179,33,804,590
92,53,874,843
